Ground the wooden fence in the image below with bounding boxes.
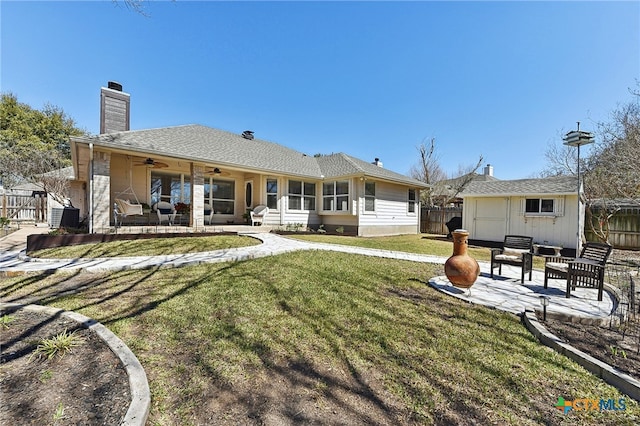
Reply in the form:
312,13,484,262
586,206,640,250
421,207,463,235
1,193,47,223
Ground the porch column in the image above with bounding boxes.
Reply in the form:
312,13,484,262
191,164,205,228
92,151,111,233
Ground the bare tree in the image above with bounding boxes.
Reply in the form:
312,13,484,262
583,92,640,243
541,137,579,177
1,145,71,206
408,138,446,205
437,155,485,206
431,155,484,235
542,87,640,244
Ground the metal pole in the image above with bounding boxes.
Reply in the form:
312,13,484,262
577,141,581,256
576,122,581,256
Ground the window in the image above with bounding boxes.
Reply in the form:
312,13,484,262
364,182,375,212
266,179,278,210
323,180,349,212
151,172,191,205
408,189,417,213
288,180,316,211
204,178,235,214
525,198,554,214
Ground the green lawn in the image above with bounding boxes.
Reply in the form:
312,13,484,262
1,243,635,425
28,235,260,258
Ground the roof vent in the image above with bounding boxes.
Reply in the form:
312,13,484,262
372,157,383,168
107,81,123,91
241,130,254,140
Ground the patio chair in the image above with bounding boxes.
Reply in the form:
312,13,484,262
114,198,143,226
490,235,534,283
250,205,269,226
544,242,612,301
204,203,214,225
153,201,177,225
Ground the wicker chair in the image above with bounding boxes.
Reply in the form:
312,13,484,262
153,201,177,225
490,235,534,283
203,203,214,225
114,199,143,226
250,205,269,226
544,242,612,301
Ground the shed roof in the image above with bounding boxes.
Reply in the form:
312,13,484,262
460,176,578,197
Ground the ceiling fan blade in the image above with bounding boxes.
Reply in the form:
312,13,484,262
205,167,231,176
134,158,168,168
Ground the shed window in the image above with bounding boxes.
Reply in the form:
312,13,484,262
525,198,554,214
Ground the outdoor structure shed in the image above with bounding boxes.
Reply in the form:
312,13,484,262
459,176,581,251
68,83,428,236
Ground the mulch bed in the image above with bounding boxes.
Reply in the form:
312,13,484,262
0,307,130,425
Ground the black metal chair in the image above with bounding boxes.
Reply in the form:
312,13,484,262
490,235,534,283
544,242,612,301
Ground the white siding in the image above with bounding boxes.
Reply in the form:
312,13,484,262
358,181,418,230
463,194,580,249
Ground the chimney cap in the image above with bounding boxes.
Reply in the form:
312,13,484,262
107,81,123,91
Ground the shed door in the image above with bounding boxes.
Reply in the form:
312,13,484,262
472,198,508,241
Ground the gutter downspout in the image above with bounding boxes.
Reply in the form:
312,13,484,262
89,142,94,234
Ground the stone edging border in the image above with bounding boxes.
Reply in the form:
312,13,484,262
522,310,640,401
0,302,150,426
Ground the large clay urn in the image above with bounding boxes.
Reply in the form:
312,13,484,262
444,229,480,289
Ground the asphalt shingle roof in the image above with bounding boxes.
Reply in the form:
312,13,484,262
460,176,578,197
77,124,427,187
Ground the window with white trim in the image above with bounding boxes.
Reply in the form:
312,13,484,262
522,197,566,217
364,182,375,212
408,189,417,213
323,180,349,212
288,180,316,211
266,178,278,210
525,198,554,214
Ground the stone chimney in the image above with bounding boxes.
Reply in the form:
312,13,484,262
483,164,494,177
372,158,383,168
100,81,130,134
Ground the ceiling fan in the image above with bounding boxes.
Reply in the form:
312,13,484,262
205,167,231,177
134,157,169,168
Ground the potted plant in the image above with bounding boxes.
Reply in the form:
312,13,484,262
175,202,190,215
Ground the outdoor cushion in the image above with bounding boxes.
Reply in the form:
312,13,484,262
494,253,522,262
546,262,568,272
503,248,530,257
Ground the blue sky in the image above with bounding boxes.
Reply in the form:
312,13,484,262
2,1,638,180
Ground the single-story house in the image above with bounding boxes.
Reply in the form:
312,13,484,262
68,83,428,236
459,176,581,251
